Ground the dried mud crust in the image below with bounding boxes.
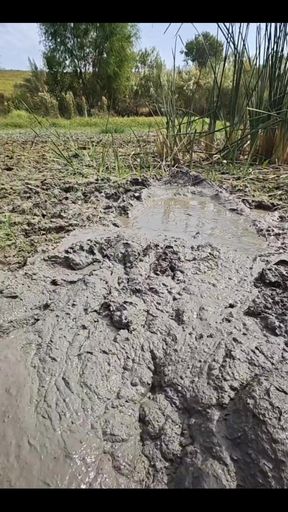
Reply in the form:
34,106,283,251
0,228,288,488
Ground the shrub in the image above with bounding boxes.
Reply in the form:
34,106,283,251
0,110,36,128
0,93,6,115
58,91,77,119
34,92,59,117
75,95,88,117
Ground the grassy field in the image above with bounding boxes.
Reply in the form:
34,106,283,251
0,70,29,96
0,110,165,131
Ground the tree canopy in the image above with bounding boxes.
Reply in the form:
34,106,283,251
39,23,139,110
182,32,224,69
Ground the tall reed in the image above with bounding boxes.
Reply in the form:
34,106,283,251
162,23,288,165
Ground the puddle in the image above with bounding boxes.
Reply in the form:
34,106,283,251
119,185,267,256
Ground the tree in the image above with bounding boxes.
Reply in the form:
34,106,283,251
135,47,163,75
182,31,224,69
39,23,139,111
133,47,165,107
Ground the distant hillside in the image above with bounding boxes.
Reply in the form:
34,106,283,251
0,70,30,97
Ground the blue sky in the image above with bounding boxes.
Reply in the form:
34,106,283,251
0,23,259,70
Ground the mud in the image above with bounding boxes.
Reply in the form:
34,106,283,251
1,131,287,269
0,131,155,268
245,259,288,337
0,173,288,488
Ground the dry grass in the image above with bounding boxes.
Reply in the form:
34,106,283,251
0,70,30,97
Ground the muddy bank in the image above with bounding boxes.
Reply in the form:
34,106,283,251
0,130,157,268
0,178,288,488
1,130,287,269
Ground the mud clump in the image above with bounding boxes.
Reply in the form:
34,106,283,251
245,259,288,337
50,239,103,270
1,224,288,488
151,245,184,279
166,166,210,187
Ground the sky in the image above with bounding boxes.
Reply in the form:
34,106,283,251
0,23,259,70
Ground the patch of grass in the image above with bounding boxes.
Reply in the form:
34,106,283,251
0,110,166,132
202,161,288,209
0,110,38,128
0,70,30,97
99,125,126,134
0,213,16,249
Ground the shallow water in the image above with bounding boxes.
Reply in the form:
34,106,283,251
119,185,266,256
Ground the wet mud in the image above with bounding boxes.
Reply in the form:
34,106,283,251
0,170,288,488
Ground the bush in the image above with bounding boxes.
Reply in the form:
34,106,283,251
75,95,88,117
98,96,108,113
58,91,77,119
0,93,6,115
4,99,14,115
34,92,59,117
172,67,233,120
115,99,133,116
0,110,36,128
0,93,15,115
13,91,59,118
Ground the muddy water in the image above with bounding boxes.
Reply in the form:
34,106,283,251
61,185,267,258
1,183,288,488
119,185,266,256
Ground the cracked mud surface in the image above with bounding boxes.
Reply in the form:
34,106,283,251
0,175,288,488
